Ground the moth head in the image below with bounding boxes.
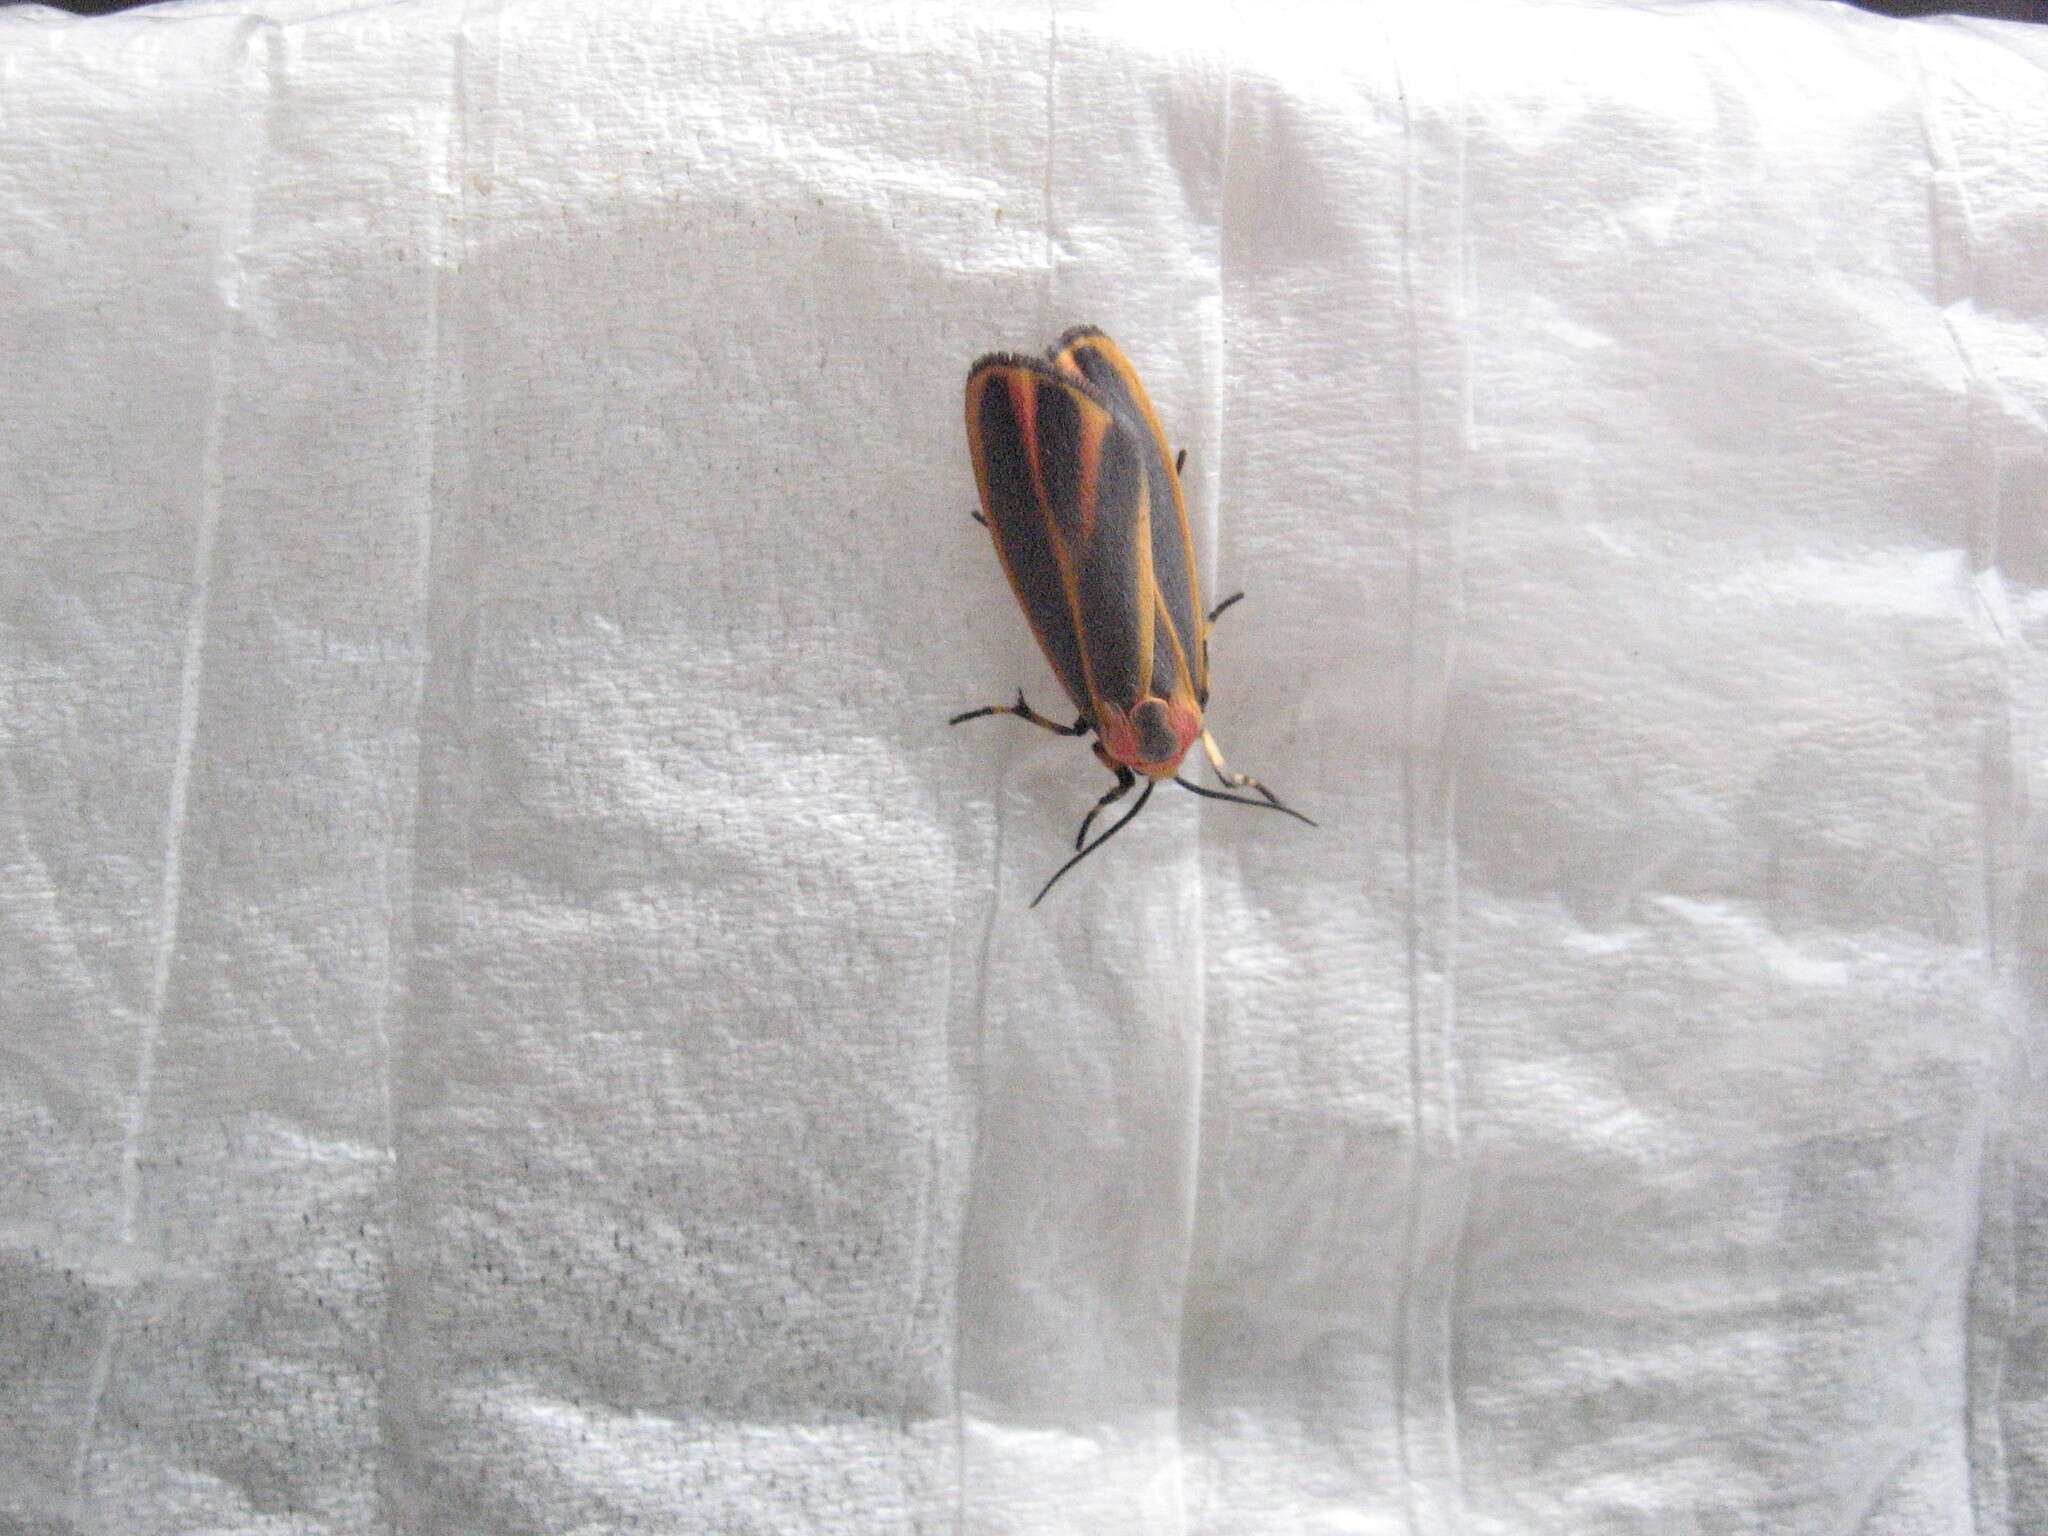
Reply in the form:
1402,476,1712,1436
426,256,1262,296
1098,696,1202,780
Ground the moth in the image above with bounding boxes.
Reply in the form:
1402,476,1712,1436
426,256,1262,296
954,326,1313,904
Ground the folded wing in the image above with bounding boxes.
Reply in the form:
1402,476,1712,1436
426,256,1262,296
964,354,1155,724
1049,327,1205,706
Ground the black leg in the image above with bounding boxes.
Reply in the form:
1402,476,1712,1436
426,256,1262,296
949,690,1089,735
1174,448,1187,476
1199,593,1245,707
1071,763,1137,850
969,508,987,526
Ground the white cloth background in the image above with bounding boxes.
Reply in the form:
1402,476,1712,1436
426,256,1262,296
3,0,2045,1531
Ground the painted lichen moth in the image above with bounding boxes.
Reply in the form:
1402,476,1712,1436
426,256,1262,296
952,325,1314,905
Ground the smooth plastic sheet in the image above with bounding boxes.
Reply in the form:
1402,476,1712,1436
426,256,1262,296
3,0,2045,1531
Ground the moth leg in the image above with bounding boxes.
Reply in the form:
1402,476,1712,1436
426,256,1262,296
1191,730,1318,827
1198,592,1247,706
1174,448,1187,476
969,508,988,526
1206,590,1245,626
1072,755,1138,850
949,690,1089,735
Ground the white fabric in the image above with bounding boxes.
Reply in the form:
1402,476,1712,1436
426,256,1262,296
3,0,2045,1530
